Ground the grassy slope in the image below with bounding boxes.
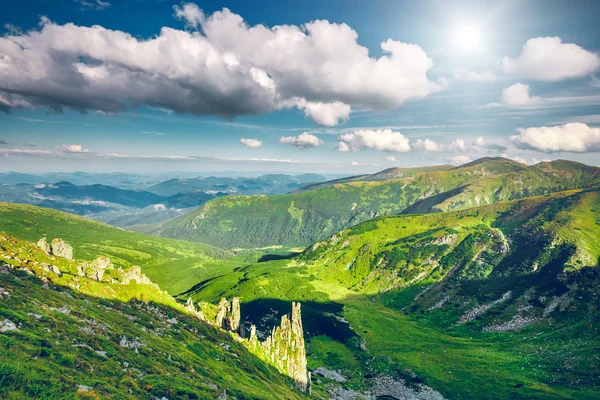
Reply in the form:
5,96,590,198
0,234,306,400
143,158,600,249
0,203,240,295
182,189,600,399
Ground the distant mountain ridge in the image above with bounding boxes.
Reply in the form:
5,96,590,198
142,158,600,249
148,173,328,197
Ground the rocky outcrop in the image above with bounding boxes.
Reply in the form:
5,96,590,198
214,297,241,334
37,237,73,259
37,238,51,254
50,238,73,260
209,298,310,393
258,302,310,393
119,266,153,285
185,298,205,321
78,257,112,281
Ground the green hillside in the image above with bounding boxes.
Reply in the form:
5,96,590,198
141,158,600,249
181,188,600,399
0,233,307,399
0,203,238,295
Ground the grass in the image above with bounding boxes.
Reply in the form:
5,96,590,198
0,234,307,399
142,159,600,249
0,202,241,295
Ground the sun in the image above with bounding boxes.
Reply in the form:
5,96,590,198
454,26,480,50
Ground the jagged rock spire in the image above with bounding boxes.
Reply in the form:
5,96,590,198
259,302,310,393
214,297,241,334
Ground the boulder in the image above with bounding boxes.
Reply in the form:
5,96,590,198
78,257,112,281
0,319,19,333
37,238,51,254
50,238,73,260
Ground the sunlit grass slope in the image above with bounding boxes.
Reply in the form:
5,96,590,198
143,158,600,249
0,202,238,295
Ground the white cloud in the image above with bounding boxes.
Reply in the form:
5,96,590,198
446,155,471,166
294,100,351,126
510,123,600,153
511,155,528,164
501,83,542,107
59,144,88,153
503,37,600,81
413,138,480,153
240,138,263,148
0,8,443,125
452,68,497,82
351,161,361,166
385,156,397,162
337,129,411,152
173,3,205,28
414,139,444,152
279,132,323,148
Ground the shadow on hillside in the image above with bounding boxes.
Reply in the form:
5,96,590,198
257,252,301,262
0,269,306,399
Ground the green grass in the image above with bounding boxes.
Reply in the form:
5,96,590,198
0,234,307,399
0,202,240,295
142,158,600,249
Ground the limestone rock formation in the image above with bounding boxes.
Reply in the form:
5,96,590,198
259,302,310,393
214,297,241,334
120,266,153,285
50,238,73,260
78,257,112,281
185,298,205,321
36,238,51,254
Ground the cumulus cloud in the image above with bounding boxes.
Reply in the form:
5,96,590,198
0,7,443,125
279,132,323,148
337,129,411,152
294,100,351,126
351,161,361,166
446,155,471,166
414,139,444,152
452,68,497,82
59,144,88,153
413,138,477,153
173,3,205,28
501,83,542,107
503,37,600,81
240,138,263,148
385,156,397,162
510,123,600,153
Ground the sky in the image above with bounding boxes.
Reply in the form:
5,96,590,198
1,0,600,174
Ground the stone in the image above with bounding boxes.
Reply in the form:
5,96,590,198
37,238,51,254
42,263,62,277
214,297,241,333
0,286,9,299
259,302,310,393
78,257,112,281
0,319,19,333
50,238,73,259
28,313,43,320
215,298,229,329
120,266,154,285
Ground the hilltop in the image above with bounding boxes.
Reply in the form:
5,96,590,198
140,158,600,249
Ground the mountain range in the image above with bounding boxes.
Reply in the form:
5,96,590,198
1,157,599,399
140,158,600,249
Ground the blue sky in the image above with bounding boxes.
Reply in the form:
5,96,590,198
1,0,599,173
